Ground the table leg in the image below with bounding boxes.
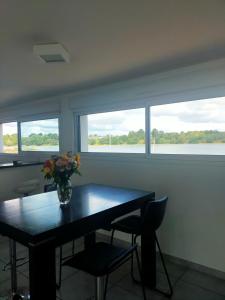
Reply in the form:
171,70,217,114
29,241,56,300
95,276,105,300
141,208,156,288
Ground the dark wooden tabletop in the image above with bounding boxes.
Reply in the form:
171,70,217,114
0,183,154,246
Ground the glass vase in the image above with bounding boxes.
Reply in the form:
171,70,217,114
57,179,72,205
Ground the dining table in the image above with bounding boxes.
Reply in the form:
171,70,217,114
0,183,155,300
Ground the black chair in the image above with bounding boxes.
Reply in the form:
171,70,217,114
44,183,75,289
63,242,146,300
110,196,173,297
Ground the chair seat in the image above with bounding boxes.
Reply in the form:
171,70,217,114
63,242,130,277
111,215,142,235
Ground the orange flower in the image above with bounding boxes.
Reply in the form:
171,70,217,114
49,159,55,169
75,154,80,167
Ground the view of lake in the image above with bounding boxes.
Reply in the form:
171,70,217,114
22,145,59,152
8,143,225,155
88,144,225,155
88,144,145,153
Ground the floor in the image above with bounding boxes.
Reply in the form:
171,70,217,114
0,234,225,300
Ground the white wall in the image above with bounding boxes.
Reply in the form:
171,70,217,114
73,157,225,272
1,58,225,273
0,165,43,201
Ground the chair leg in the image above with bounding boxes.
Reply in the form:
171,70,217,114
155,233,173,297
110,229,115,245
56,246,63,289
130,234,135,281
135,248,146,300
111,230,137,282
129,234,142,284
9,239,17,295
8,239,25,300
103,274,109,300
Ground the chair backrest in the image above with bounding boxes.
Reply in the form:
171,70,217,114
142,196,168,232
44,183,57,193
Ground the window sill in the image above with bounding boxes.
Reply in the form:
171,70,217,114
0,161,43,170
0,151,59,164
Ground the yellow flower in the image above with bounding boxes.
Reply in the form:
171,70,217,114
75,154,80,167
44,167,51,174
62,154,68,160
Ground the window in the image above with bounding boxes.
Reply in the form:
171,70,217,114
21,118,59,152
80,108,145,153
0,122,18,154
150,97,225,155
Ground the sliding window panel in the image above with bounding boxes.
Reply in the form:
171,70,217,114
0,122,18,154
20,118,59,152
80,108,145,153
150,97,225,155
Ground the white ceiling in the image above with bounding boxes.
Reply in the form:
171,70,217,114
1,0,225,107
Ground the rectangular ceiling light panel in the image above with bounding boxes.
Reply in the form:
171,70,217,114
33,43,70,63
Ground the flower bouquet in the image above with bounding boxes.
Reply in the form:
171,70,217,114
42,152,81,205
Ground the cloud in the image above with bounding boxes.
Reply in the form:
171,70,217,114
152,97,225,121
151,97,225,132
21,119,59,137
3,122,17,135
87,108,145,135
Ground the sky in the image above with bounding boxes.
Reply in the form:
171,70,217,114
3,118,59,136
86,96,225,136
87,108,145,136
151,97,225,132
2,122,17,135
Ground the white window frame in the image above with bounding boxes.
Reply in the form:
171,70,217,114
74,104,148,159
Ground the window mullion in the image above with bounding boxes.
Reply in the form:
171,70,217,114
18,122,22,154
145,105,150,156
74,114,81,153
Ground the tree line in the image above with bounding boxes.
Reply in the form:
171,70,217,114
89,129,145,145
89,129,225,145
3,129,225,146
3,133,59,146
151,129,225,144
